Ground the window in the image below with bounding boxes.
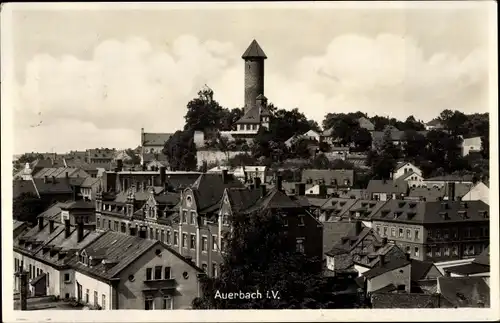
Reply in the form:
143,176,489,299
444,247,450,256
154,266,162,280
182,233,187,248
96,217,100,228
414,229,420,240
212,235,218,251
391,227,396,237
202,263,208,273
376,226,380,234
436,229,441,239
108,220,111,230
468,245,475,255
406,229,411,239
145,297,154,310
182,211,188,224
121,222,126,233
166,230,171,244
161,230,165,242
202,236,208,252
399,228,404,238
102,294,106,310
64,273,70,282
443,229,449,239
114,221,118,231
173,231,179,246
283,217,288,227
163,296,173,310
298,215,305,226
29,264,32,279
383,227,388,236
189,234,196,249
155,229,159,240
150,228,154,240
221,237,227,252
85,289,89,304
94,291,98,305
212,263,218,277
164,266,171,279
146,268,152,280
452,245,459,256
191,212,196,225
435,247,442,257
222,213,229,226
426,246,432,257
414,247,419,257
296,238,305,253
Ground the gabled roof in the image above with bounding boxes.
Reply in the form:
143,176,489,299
225,187,262,214
241,39,267,59
473,246,489,266
410,259,436,281
358,117,375,131
61,200,95,210
438,277,490,308
80,176,101,188
242,188,303,214
32,178,74,195
142,133,173,147
302,169,355,186
425,174,474,182
38,202,68,222
370,200,489,224
409,183,473,201
366,179,408,194
191,173,245,212
322,221,357,258
363,258,411,279
235,105,271,124
13,220,28,231
13,179,38,198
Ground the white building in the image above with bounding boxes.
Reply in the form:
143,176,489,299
392,162,423,180
461,136,482,156
285,130,321,147
462,182,489,205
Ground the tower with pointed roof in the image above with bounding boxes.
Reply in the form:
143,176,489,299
242,39,267,114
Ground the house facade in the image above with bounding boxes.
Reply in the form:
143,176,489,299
392,162,423,180
461,136,482,157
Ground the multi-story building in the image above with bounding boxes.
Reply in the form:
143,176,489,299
366,179,408,201
219,176,324,271
369,186,489,262
140,129,173,154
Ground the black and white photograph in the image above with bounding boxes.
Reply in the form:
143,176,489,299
1,1,498,322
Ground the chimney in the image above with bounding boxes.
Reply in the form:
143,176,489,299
447,182,456,201
378,254,385,267
64,219,71,238
49,220,55,233
44,175,48,183
129,227,137,236
296,183,306,196
159,166,166,186
38,217,44,231
65,171,69,179
382,237,388,245
276,175,283,191
138,227,147,239
260,184,267,198
117,159,123,172
77,221,84,242
254,177,261,189
405,253,411,261
355,221,362,235
222,170,229,184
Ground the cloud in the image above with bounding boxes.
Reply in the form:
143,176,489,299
12,33,488,154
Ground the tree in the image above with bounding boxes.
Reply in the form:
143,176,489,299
13,192,48,225
481,134,489,159
401,115,425,131
311,154,330,169
367,129,399,179
439,109,468,136
192,210,356,309
369,115,391,131
352,128,372,152
220,108,244,131
162,130,197,171
124,149,141,165
184,86,225,132
290,138,311,159
269,108,312,143
402,130,427,161
228,153,257,168
318,141,331,153
330,159,355,170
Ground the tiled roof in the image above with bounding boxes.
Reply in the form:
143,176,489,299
38,202,67,222
366,179,408,195
142,133,173,147
398,171,420,181
337,189,368,199
408,184,474,201
62,200,95,210
13,180,38,198
191,173,245,212
323,222,357,258
438,277,490,308
242,188,303,214
342,199,389,221
410,259,435,281
13,220,27,231
358,117,375,131
425,174,474,182
235,105,270,124
32,178,74,195
32,167,88,179
363,258,410,279
165,173,201,191
444,263,490,276
80,177,101,188
371,130,428,142
473,246,489,266
87,148,117,159
69,231,202,281
115,187,165,203
302,169,355,186
371,293,444,308
370,200,489,224
241,39,267,59
154,192,181,206
225,188,262,214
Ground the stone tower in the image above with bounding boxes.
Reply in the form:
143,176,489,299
242,39,267,113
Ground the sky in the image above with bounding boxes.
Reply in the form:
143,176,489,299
4,2,494,154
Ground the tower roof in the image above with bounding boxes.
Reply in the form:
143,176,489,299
242,40,267,59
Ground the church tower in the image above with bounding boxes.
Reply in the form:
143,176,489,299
242,39,267,113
